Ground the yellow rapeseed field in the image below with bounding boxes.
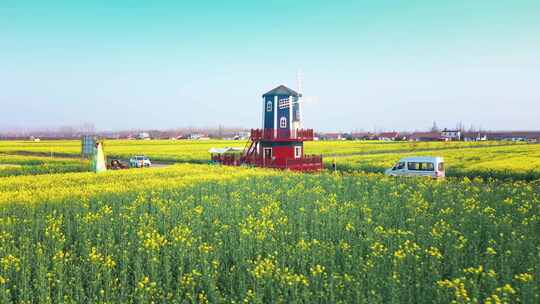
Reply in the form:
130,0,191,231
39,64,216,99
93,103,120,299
0,154,89,177
331,142,540,180
1,139,536,180
0,164,538,303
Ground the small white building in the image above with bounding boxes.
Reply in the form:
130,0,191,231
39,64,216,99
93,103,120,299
463,133,487,141
137,132,151,140
441,129,461,141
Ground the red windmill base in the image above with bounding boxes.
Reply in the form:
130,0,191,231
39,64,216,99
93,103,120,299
211,129,323,172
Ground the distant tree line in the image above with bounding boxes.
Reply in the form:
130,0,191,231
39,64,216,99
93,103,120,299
0,124,249,140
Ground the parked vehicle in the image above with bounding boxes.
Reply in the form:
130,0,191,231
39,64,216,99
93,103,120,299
107,159,128,170
129,155,152,168
385,156,445,179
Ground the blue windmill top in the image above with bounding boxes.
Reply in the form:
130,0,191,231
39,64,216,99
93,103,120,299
262,85,301,97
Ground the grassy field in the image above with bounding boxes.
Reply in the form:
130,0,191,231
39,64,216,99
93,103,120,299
0,165,538,303
0,139,520,162
0,140,539,302
0,154,89,177
306,140,517,157
0,140,236,163
330,142,540,180
1,139,536,180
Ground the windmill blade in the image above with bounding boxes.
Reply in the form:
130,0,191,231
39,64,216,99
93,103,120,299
301,96,319,105
287,95,319,106
295,69,320,105
297,69,304,96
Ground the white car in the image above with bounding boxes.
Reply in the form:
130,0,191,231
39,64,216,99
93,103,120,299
385,156,445,179
129,155,152,168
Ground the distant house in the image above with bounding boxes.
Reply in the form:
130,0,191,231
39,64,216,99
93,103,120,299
350,132,374,140
410,132,446,141
137,132,151,140
441,129,461,141
377,132,400,141
233,131,250,140
188,134,202,140
487,131,540,141
188,133,210,140
175,135,189,140
462,132,487,141
320,133,346,140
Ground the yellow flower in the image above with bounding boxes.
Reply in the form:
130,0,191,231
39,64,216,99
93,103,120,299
1,254,21,272
198,291,209,304
371,242,387,256
137,276,150,289
426,246,443,259
193,205,204,215
394,249,406,260
250,256,277,279
496,284,516,295
141,230,168,251
514,272,533,282
88,247,115,269
198,242,213,254
485,294,502,304
339,241,351,251
463,265,483,275
297,239,310,251
310,264,325,276
243,289,255,303
436,277,470,302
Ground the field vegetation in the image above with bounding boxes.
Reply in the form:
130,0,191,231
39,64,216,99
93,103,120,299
331,143,540,180
0,154,89,177
305,139,517,157
0,140,235,163
0,165,538,302
0,139,520,161
0,140,538,181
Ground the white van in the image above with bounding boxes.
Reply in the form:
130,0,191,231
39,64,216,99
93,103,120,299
385,156,445,179
129,155,152,168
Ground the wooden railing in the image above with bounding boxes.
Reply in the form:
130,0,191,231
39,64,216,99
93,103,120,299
211,153,323,172
250,129,314,141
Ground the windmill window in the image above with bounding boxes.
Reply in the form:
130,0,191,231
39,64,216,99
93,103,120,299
278,98,290,109
294,146,302,158
266,101,272,112
280,117,287,128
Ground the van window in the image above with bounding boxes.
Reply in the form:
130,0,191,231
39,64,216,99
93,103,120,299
393,162,405,170
407,162,434,171
438,162,444,171
407,162,420,170
407,162,420,171
421,162,434,171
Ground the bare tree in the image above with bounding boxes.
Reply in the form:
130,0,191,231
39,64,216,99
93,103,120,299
430,121,440,132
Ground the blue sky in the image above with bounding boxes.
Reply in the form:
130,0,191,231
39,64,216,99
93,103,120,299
1,0,538,131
